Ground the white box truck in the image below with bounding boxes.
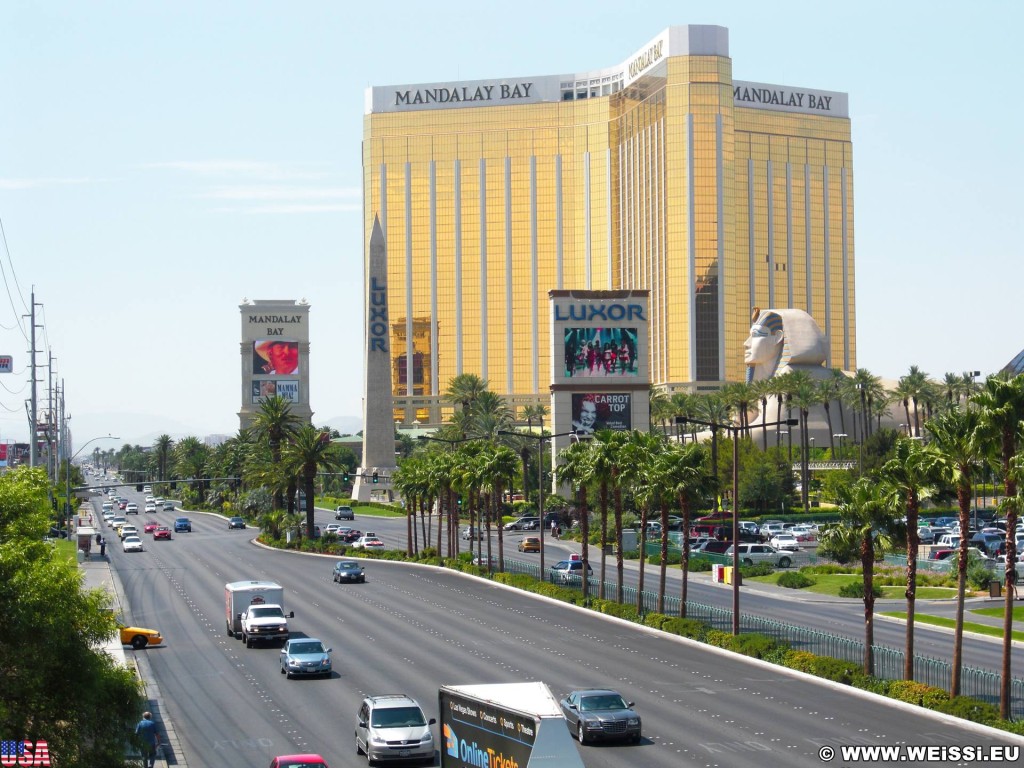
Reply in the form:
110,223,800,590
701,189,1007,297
224,580,293,647
438,682,584,768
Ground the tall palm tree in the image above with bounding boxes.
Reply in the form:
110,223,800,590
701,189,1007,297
649,387,674,435
925,405,985,697
480,443,519,571
173,436,210,504
556,439,593,600
250,395,302,509
877,437,938,679
973,372,1024,717
587,431,626,599
662,442,714,617
820,369,849,455
788,372,819,512
519,404,548,500
817,478,901,675
282,424,344,538
617,431,661,613
444,373,489,434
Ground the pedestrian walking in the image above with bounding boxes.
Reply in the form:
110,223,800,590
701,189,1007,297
99,536,106,557
135,711,160,768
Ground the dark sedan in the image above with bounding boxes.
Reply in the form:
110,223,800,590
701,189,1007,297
332,560,365,583
228,516,247,529
559,688,641,745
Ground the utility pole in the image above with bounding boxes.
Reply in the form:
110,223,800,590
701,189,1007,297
27,289,39,467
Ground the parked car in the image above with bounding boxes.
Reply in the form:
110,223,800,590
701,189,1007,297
279,637,332,679
174,517,192,533
518,536,541,553
770,533,801,551
228,516,247,530
334,505,355,520
559,688,641,745
332,560,366,583
355,694,435,765
724,543,794,568
153,526,173,540
696,540,733,555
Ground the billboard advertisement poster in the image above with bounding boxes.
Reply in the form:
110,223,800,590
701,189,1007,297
571,393,632,435
251,380,276,403
0,355,12,373
276,380,300,403
0,443,7,467
563,327,638,377
252,339,299,375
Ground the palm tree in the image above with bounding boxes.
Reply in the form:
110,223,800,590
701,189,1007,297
587,431,627,599
817,478,901,675
663,442,714,617
787,372,819,512
820,369,848,455
972,372,1024,717
480,443,519,571
282,424,344,538
173,436,210,504
518,404,548,499
649,387,674,435
556,439,593,600
250,395,302,509
617,431,661,613
877,437,938,679
925,405,985,697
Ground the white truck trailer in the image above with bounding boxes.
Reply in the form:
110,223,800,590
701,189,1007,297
224,580,293,646
438,682,584,768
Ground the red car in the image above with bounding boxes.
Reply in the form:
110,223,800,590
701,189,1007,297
143,521,159,534
268,755,328,768
118,501,127,510
153,527,173,540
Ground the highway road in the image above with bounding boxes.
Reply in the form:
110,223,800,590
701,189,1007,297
91,492,1022,767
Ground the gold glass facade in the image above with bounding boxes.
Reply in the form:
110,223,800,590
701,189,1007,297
364,26,854,422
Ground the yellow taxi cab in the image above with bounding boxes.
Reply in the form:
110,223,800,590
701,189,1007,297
518,536,541,553
118,622,163,650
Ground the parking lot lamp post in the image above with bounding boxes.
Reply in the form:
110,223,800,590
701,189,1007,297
498,427,577,579
680,416,797,635
833,433,847,463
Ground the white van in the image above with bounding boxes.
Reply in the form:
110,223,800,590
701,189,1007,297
937,533,961,549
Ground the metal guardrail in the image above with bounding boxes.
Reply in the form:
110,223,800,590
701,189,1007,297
497,555,1024,720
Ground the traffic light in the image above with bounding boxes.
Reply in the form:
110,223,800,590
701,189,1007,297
456,495,463,507
342,470,350,483
372,471,379,484
136,484,143,492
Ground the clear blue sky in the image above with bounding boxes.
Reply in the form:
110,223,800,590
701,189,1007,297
2,1,1021,448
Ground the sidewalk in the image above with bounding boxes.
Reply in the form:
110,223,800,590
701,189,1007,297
79,551,188,766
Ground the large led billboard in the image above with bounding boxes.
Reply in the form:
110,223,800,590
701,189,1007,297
563,327,638,377
251,380,300,404
252,340,300,375
570,393,632,435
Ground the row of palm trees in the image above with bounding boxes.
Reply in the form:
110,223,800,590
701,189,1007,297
817,373,1024,719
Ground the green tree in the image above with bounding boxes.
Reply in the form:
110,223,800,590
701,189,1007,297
250,395,302,509
174,436,211,504
556,438,593,600
817,477,902,675
662,441,714,616
0,467,144,767
282,424,344,539
925,405,985,697
153,434,174,481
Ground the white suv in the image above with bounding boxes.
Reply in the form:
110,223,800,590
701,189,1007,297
725,543,794,569
355,694,436,764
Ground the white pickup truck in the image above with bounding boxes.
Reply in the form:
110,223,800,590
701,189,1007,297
225,580,294,647
239,603,293,647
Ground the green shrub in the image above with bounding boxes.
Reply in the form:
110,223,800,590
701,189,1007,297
838,581,883,599
647,551,681,566
687,557,713,572
966,561,992,590
801,564,856,575
642,613,670,630
886,680,949,710
598,601,640,622
806,656,866,686
728,633,780,659
739,561,775,578
934,696,1001,725
777,571,815,589
660,617,706,640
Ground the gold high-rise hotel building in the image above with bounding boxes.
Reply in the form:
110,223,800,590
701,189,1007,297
364,25,854,423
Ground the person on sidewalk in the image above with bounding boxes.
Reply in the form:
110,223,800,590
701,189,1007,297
135,711,160,768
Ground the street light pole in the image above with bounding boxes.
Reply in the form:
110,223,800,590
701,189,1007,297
833,433,847,463
498,427,577,579
679,415,797,635
417,433,484,556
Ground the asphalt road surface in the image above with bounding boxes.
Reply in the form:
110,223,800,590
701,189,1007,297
93,496,1022,768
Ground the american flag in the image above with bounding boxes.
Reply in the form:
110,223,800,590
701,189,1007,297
0,740,25,758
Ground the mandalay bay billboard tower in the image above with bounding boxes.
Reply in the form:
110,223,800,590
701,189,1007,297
363,25,855,424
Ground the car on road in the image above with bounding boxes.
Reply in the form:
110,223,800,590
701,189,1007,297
461,525,484,540
268,755,328,768
143,485,152,493
117,500,127,510
770,532,801,551
518,536,541,553
724,543,794,568
125,502,139,514
332,560,366,583
279,637,332,679
352,536,385,551
118,621,162,650
143,521,159,533
118,525,138,541
332,527,361,543
355,694,436,765
228,516,247,529
550,556,593,584
162,501,176,511
101,501,113,513
334,505,355,520
472,554,498,567
153,526,172,540
323,523,346,536
504,516,539,531
559,688,641,745
174,517,192,533
144,502,157,514
122,535,144,553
